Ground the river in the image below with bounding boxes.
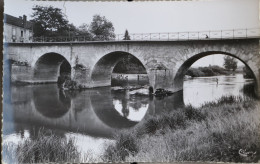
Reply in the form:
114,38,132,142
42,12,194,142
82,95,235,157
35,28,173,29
3,73,255,161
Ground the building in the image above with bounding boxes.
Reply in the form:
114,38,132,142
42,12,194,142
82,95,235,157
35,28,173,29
4,14,33,43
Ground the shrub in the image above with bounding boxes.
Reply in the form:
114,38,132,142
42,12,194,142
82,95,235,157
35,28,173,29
103,130,139,162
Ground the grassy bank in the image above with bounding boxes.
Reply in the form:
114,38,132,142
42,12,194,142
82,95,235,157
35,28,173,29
3,129,94,163
103,96,260,163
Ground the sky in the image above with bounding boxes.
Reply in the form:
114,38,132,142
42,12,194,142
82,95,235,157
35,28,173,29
4,0,259,67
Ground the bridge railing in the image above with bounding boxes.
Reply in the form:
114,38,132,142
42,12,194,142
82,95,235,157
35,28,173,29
31,28,260,42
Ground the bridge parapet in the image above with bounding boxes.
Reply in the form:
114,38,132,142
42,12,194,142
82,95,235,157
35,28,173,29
9,28,260,43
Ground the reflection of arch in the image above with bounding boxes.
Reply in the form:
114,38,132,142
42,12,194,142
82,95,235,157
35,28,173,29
91,51,149,86
90,87,140,129
33,84,71,118
34,53,71,82
174,51,258,94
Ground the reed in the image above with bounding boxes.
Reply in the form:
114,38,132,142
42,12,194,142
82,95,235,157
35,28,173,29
3,129,81,163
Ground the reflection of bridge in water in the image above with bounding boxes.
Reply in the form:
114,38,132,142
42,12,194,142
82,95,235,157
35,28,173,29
4,84,184,138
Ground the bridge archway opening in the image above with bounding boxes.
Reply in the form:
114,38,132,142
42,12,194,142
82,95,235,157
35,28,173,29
91,51,149,87
34,53,71,82
174,52,257,97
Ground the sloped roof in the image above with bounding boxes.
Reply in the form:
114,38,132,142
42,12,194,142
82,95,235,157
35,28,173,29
4,13,33,30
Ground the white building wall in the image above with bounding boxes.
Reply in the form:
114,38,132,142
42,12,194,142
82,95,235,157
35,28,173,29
4,23,33,43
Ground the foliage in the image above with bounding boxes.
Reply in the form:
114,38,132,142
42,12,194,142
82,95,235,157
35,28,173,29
31,6,115,41
77,23,93,40
113,56,146,74
223,56,238,71
186,65,229,77
3,129,96,163
104,131,139,161
104,96,260,162
17,129,80,163
123,29,131,40
31,5,69,37
89,15,116,41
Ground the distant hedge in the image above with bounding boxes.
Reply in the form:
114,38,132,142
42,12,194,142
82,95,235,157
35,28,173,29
186,66,230,77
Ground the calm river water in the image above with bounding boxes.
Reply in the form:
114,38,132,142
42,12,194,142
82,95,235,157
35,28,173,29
3,73,255,160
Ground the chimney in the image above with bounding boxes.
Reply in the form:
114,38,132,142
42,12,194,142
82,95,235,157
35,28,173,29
23,15,27,28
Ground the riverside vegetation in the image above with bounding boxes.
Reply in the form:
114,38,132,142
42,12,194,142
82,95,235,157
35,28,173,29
2,129,95,163
186,65,232,77
103,96,260,163
3,96,260,163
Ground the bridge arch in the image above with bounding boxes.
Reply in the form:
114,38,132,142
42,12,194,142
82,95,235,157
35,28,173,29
173,51,258,95
33,52,72,82
91,51,150,87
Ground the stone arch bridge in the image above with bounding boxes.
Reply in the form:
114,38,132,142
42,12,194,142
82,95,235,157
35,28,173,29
4,38,260,96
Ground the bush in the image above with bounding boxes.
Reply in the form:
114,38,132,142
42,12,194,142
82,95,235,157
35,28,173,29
103,131,139,161
186,66,230,77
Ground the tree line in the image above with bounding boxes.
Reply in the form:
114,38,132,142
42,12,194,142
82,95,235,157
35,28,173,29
31,5,126,41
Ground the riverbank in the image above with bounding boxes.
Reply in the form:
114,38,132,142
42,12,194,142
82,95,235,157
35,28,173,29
2,129,96,163
186,66,231,77
103,96,260,163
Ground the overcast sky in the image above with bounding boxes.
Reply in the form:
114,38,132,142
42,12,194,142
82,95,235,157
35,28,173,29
4,0,259,67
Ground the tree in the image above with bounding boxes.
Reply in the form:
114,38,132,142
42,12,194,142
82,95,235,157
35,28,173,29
123,29,131,40
65,23,78,37
31,5,69,37
89,15,115,41
223,56,238,71
77,23,93,40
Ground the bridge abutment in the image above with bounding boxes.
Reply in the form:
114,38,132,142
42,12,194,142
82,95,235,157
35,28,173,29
11,64,34,83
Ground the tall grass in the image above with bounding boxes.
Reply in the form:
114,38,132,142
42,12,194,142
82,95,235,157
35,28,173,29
3,129,86,163
103,96,260,163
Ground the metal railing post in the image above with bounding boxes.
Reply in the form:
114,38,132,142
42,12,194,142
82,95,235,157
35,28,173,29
233,29,234,39
221,30,222,39
150,33,151,40
246,29,247,38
